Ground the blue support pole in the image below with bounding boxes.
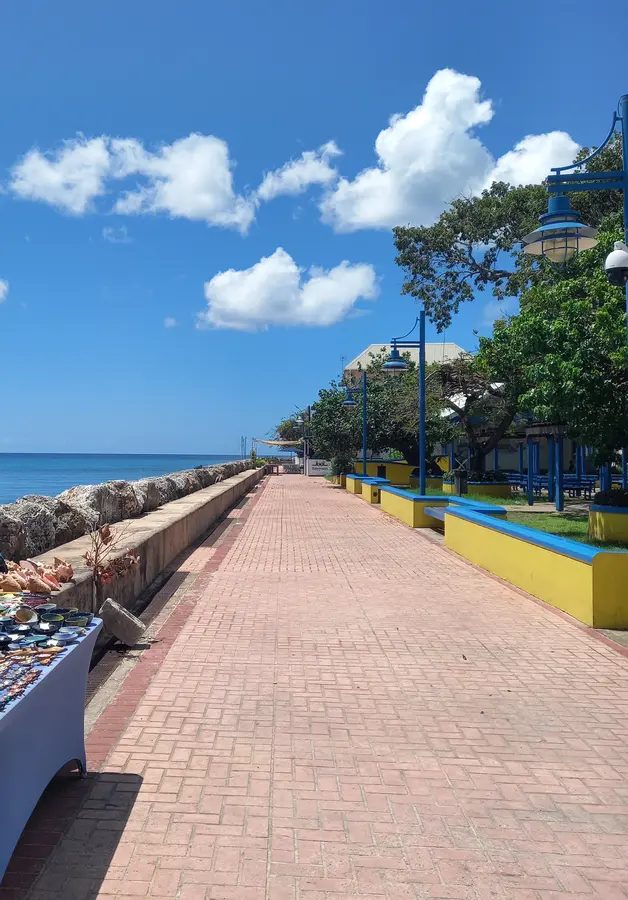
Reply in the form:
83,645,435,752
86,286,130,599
555,437,564,512
547,438,556,503
449,442,455,472
623,448,628,489
518,443,524,474
575,443,582,480
493,447,499,472
621,95,628,345
527,437,534,506
534,442,541,475
362,371,367,479
419,308,426,495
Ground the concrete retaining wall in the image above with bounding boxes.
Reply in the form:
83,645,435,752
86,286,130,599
33,467,265,614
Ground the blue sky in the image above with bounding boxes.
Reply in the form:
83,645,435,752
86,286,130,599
0,0,624,454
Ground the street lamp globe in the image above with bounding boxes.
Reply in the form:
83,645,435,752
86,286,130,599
342,395,357,408
295,416,304,426
522,195,598,264
382,345,408,376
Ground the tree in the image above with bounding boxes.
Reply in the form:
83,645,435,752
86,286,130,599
436,354,526,471
393,135,623,331
273,413,306,444
309,351,456,466
477,223,628,464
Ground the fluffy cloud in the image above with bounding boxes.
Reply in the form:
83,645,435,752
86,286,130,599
9,136,111,214
198,247,378,331
488,132,578,187
7,73,579,236
0,281,8,303
9,133,254,232
320,69,579,232
102,225,131,243
112,134,255,232
164,316,178,328
256,141,341,202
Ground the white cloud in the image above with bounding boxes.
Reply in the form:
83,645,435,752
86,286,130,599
320,69,579,232
0,281,8,303
164,316,178,328
102,225,131,244
198,247,378,331
112,134,255,232
256,141,341,202
488,132,578,188
9,136,111,214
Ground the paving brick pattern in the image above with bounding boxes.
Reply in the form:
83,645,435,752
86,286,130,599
16,477,628,899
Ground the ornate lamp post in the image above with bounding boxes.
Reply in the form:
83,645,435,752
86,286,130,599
342,372,368,478
521,93,628,487
383,314,427,494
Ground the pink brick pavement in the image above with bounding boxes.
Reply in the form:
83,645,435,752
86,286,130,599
11,475,628,899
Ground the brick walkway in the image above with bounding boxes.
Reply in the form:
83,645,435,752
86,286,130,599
11,476,628,900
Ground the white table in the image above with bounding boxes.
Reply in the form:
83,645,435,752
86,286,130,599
0,618,102,882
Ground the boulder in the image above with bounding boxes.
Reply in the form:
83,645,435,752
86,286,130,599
99,598,146,647
9,501,56,558
17,495,97,547
0,507,27,560
58,480,142,525
169,470,202,498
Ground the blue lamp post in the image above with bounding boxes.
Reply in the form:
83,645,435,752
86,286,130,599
522,93,628,489
383,313,427,495
342,371,368,478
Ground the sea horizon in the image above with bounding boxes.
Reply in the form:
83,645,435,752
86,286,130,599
0,452,280,506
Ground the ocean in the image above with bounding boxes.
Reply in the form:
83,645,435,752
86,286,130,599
0,453,246,505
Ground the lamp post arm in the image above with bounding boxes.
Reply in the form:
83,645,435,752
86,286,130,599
551,113,619,175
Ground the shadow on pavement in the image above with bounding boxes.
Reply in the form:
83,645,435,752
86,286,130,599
0,768,142,899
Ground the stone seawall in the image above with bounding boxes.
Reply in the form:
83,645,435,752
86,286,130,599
33,466,265,615
0,460,253,561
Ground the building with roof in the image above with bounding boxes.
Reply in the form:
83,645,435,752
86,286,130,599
343,342,466,379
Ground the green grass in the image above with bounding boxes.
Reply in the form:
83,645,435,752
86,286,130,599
407,487,527,506
508,512,628,550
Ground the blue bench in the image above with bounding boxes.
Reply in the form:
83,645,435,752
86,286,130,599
424,507,446,523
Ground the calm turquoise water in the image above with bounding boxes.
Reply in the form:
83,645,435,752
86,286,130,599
0,453,246,505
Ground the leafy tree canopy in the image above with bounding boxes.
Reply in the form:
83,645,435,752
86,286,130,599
393,134,623,331
477,224,628,464
310,351,457,466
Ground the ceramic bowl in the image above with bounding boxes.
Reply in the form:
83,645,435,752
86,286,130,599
14,607,37,624
0,633,13,648
49,632,77,645
41,613,64,625
34,621,60,634
65,615,89,628
14,623,32,633
0,616,12,628
54,607,79,620
34,603,57,613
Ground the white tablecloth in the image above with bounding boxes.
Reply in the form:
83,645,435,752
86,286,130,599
0,618,102,881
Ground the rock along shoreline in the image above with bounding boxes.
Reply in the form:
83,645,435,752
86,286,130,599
0,460,252,561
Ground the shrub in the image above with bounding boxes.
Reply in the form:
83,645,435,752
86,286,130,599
592,488,628,508
330,456,354,477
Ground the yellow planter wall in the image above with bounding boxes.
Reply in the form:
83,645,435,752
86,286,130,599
353,461,415,485
445,511,628,629
361,481,382,504
588,507,628,544
442,483,454,494
380,490,448,527
345,476,365,494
